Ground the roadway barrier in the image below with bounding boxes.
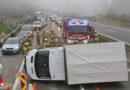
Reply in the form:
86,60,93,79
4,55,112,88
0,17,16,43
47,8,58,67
96,18,122,25
98,32,130,50
0,24,22,44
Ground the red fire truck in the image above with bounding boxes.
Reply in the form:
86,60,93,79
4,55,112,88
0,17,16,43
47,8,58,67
65,19,90,44
63,17,72,32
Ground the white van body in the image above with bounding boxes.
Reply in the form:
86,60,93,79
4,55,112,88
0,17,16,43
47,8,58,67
26,42,128,85
26,47,65,80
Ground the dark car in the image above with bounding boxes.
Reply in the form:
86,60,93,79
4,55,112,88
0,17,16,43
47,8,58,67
21,24,34,38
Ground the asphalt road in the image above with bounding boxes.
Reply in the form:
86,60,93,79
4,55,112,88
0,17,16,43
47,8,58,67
0,49,23,84
31,19,130,90
90,21,130,45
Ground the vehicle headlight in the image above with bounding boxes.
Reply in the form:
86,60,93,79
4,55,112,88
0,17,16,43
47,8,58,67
14,47,19,50
83,40,87,44
2,47,6,50
68,40,72,44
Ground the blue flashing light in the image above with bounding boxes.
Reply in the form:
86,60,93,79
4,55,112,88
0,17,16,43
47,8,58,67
68,19,88,26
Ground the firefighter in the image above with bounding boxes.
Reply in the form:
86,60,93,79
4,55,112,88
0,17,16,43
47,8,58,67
77,40,84,44
27,42,32,51
43,38,49,48
36,31,40,45
62,31,67,41
42,31,46,40
56,35,62,47
49,37,56,47
50,31,55,38
22,35,27,54
23,42,28,57
23,35,27,44
27,34,32,46
45,31,49,38
94,32,99,43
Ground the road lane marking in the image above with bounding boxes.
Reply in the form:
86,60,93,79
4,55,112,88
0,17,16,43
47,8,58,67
105,29,115,32
33,81,36,90
13,59,25,90
80,85,85,90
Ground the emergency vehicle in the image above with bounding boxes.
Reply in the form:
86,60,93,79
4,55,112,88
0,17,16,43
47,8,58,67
66,19,90,44
63,17,72,31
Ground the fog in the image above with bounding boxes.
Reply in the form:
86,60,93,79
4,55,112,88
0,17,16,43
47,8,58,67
0,0,129,20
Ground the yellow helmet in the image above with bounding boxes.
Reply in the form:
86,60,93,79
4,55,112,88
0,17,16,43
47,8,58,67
23,34,26,37
46,31,49,33
45,38,48,41
58,35,61,38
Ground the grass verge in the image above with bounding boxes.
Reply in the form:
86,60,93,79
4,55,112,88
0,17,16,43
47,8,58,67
13,19,23,24
0,24,10,34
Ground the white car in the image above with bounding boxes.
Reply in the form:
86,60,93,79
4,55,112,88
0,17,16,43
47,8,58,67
33,21,42,30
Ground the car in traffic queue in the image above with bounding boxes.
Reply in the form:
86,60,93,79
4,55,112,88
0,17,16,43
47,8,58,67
2,38,22,54
18,31,28,40
51,15,58,21
33,21,42,31
56,18,63,27
21,24,34,38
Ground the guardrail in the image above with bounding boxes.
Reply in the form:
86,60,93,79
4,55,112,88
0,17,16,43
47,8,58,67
0,24,22,44
98,32,130,50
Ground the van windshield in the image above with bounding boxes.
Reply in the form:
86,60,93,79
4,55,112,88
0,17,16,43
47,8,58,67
35,50,51,79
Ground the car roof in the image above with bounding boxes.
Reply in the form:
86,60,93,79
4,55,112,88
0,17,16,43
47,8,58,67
7,37,19,40
20,31,28,33
33,21,41,23
22,24,32,28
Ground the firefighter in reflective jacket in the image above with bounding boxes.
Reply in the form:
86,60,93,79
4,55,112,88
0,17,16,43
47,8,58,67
56,35,62,47
43,38,49,48
77,40,84,44
23,42,32,57
36,31,40,45
94,32,99,43
50,31,55,38
49,37,56,47
27,34,32,46
22,35,27,54
27,43,32,51
62,31,67,41
42,31,46,42
45,31,49,38
23,35,27,44
23,42,28,57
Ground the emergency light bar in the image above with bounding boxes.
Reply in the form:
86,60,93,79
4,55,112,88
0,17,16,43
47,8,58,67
68,19,88,26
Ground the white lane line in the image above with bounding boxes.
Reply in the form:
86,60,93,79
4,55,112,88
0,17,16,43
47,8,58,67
13,59,25,90
80,85,85,90
105,29,115,32
128,68,130,72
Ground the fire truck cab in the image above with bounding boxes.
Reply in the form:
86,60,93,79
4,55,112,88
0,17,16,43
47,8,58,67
66,19,90,44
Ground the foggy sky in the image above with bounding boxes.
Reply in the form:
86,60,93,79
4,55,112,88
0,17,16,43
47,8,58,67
0,0,129,17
